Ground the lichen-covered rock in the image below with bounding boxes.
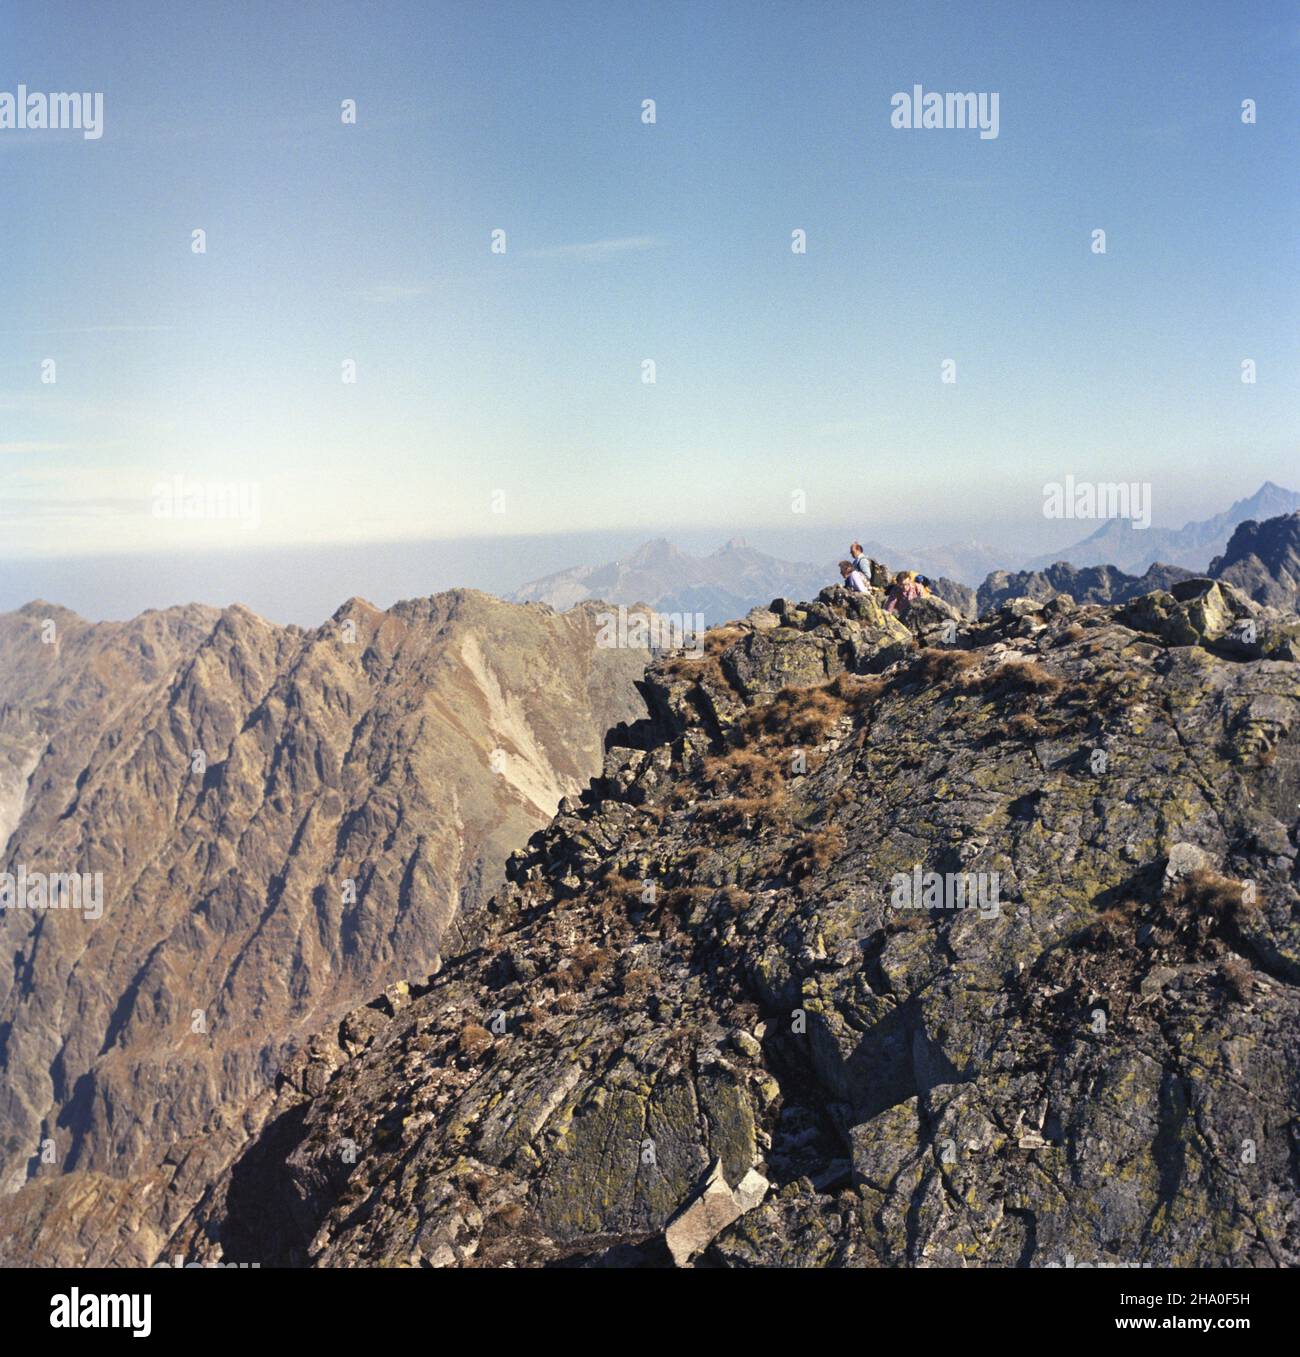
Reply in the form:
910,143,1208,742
158,589,1300,1267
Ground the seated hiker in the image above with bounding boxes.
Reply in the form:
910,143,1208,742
838,559,870,593
884,569,925,614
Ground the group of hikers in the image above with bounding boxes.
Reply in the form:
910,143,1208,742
837,541,932,615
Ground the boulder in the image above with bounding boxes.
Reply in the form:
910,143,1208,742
664,1162,743,1265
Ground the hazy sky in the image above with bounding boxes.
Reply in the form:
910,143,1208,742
2,0,1297,564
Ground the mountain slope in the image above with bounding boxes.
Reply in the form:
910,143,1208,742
0,591,650,1260
163,582,1300,1268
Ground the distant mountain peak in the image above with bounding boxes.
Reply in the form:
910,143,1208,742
627,538,682,564
1025,481,1300,575
511,538,828,625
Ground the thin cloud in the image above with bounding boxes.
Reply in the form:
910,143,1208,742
523,235,658,260
0,441,72,454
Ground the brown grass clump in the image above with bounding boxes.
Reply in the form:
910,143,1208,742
981,658,1063,695
1219,957,1253,1003
1176,868,1261,921
703,625,746,656
658,625,745,685
1054,624,1086,646
612,967,654,1011
829,672,889,706
571,942,612,979
913,648,980,684
1006,713,1045,739
458,1023,494,1059
698,789,791,830
783,824,848,883
747,685,849,744
703,745,784,797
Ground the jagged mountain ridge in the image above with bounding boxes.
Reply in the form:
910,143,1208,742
509,488,1300,626
158,579,1300,1268
1022,481,1300,575
512,536,980,623
510,537,829,624
0,590,651,1262
979,512,1300,617
977,561,1197,615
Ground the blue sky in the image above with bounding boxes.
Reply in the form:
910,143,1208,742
1,0,1297,565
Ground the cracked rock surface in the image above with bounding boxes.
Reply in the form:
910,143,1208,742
166,583,1300,1267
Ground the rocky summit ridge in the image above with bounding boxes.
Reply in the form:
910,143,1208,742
156,576,1300,1268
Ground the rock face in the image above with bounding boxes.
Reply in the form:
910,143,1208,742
977,560,1194,615
926,577,977,618
0,591,650,1263
1209,512,1300,611
165,582,1300,1268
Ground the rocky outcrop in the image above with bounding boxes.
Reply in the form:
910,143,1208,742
1117,578,1300,660
0,591,650,1262
927,577,977,618
977,560,1194,615
1209,512,1300,611
164,582,1300,1268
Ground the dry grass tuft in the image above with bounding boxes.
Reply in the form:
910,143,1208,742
1219,957,1253,1003
1176,868,1262,920
783,824,848,883
913,648,980,684
979,658,1063,695
458,1023,494,1058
